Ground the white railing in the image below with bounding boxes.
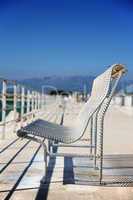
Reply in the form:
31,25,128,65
0,78,60,139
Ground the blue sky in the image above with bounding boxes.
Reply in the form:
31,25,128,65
0,0,133,79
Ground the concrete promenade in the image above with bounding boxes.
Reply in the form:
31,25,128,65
0,102,133,200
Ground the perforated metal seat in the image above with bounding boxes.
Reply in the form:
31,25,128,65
17,119,74,143
17,64,126,144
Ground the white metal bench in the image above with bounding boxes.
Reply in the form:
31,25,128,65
17,64,126,184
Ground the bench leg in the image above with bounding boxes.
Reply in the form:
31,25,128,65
48,139,52,153
40,142,48,184
93,112,98,169
90,118,93,156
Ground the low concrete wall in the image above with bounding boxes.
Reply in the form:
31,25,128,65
113,96,124,106
113,95,133,107
124,96,133,107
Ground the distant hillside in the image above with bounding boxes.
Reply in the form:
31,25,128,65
19,75,133,94
19,76,95,93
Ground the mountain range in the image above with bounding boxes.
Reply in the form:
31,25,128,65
19,75,133,94
19,76,95,93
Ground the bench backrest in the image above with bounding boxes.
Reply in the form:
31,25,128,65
72,64,126,142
